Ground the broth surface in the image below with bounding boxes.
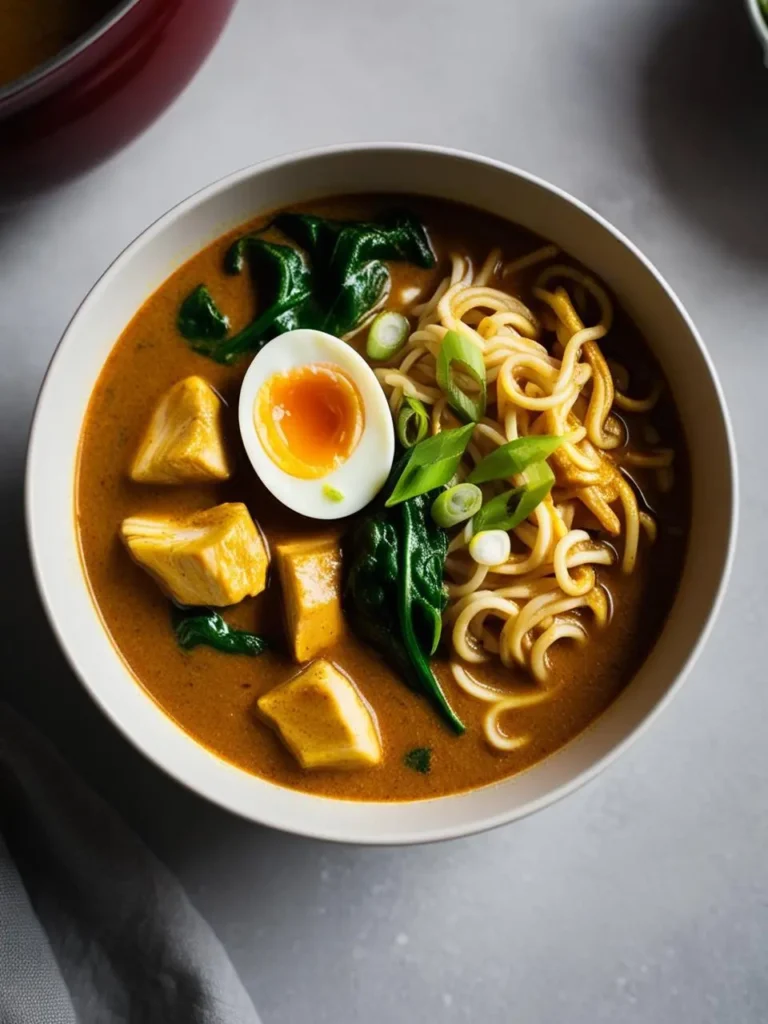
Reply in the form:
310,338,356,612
76,196,689,801
0,0,115,88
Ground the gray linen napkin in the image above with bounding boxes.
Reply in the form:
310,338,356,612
0,702,261,1024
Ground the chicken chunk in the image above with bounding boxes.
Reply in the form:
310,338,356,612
130,376,231,484
257,660,381,770
121,503,268,606
275,537,343,663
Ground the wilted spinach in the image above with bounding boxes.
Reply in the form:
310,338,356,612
177,210,435,365
174,608,269,657
344,455,464,734
404,747,433,774
197,240,314,364
274,210,434,338
177,285,229,345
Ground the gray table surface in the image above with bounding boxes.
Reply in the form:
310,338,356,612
2,0,767,1021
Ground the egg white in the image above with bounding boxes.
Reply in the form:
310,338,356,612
238,329,395,520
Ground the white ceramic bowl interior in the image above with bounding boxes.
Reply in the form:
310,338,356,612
26,145,737,844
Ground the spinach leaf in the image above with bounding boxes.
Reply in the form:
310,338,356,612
277,209,435,338
344,456,464,734
177,285,230,345
272,212,340,267
196,240,314,365
326,257,390,339
400,498,445,658
178,210,435,364
404,747,432,774
174,608,269,656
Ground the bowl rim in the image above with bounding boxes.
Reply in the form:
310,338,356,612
745,0,768,58
0,0,140,105
25,142,739,844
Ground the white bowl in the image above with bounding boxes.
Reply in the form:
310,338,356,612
26,145,737,844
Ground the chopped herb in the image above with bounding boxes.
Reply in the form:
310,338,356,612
436,330,487,423
472,460,555,534
177,285,230,344
396,396,429,448
468,435,563,485
385,424,475,507
404,747,432,774
469,529,512,567
431,483,482,528
174,608,269,656
366,310,410,361
323,484,344,502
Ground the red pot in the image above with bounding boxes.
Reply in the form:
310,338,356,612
0,0,237,196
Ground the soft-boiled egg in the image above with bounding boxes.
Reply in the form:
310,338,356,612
238,329,395,519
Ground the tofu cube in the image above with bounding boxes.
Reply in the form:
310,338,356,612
275,537,343,663
130,376,232,484
257,660,382,770
121,502,268,606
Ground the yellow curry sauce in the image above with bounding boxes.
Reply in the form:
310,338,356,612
0,0,115,88
76,196,689,801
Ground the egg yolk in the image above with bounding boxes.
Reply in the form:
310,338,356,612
255,363,365,480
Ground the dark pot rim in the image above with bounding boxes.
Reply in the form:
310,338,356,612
0,0,142,104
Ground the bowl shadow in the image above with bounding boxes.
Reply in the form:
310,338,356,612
0,466,282,865
639,0,768,263
0,460,474,968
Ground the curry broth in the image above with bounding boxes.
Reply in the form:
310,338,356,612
0,0,116,88
76,196,689,801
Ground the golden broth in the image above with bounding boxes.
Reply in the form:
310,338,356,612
0,0,115,88
76,196,689,801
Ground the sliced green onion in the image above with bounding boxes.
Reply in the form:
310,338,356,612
431,483,483,528
366,310,410,361
385,423,475,507
436,330,487,423
472,460,555,533
396,397,429,448
469,529,512,567
468,435,563,484
322,484,344,502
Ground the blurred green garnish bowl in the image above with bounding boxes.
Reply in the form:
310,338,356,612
746,0,768,62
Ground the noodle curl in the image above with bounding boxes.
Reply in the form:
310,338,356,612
379,247,671,750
